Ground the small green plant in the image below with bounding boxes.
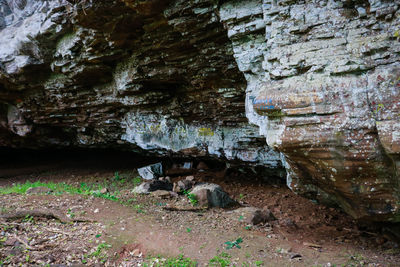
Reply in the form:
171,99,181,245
144,254,197,267
134,204,144,214
245,225,252,230
133,177,142,186
186,227,192,233
90,242,112,263
239,193,245,201
0,181,119,202
113,171,120,181
23,215,34,223
209,252,231,266
346,253,366,266
254,260,264,266
182,190,198,206
394,30,400,41
238,215,244,221
225,237,243,249
67,209,75,219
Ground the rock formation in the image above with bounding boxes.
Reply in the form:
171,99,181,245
1,0,400,222
220,0,400,221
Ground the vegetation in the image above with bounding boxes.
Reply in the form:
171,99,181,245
209,252,231,266
182,190,198,206
183,190,198,206
144,254,197,267
0,181,120,201
224,237,243,249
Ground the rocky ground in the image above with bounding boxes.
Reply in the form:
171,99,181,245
0,153,399,266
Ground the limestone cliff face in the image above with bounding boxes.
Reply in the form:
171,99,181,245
1,0,400,222
220,0,400,221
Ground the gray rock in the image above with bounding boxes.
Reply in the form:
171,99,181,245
235,207,276,225
151,190,172,199
173,179,194,193
26,186,52,195
132,180,173,194
138,163,163,180
158,176,171,183
190,183,236,208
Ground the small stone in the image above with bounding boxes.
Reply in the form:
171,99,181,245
159,176,171,183
4,237,17,246
281,218,297,228
94,208,99,213
185,175,195,182
196,161,209,170
131,248,141,257
375,237,386,245
235,207,276,225
151,190,171,199
100,188,108,194
173,179,193,193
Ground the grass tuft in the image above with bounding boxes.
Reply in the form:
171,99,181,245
0,181,119,201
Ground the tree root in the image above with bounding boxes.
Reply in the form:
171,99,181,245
162,205,207,212
0,209,92,223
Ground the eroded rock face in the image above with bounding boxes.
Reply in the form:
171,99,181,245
0,0,282,171
220,0,400,221
1,0,400,222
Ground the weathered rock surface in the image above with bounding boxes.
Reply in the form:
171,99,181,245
220,0,400,221
0,0,282,174
190,183,236,208
1,0,400,222
132,180,173,194
138,162,163,180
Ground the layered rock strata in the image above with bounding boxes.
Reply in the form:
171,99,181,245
220,0,400,221
0,0,282,172
1,0,400,221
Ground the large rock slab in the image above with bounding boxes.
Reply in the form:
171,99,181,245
220,0,400,221
0,0,283,178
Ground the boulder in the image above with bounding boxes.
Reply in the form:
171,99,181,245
138,163,163,180
190,183,236,208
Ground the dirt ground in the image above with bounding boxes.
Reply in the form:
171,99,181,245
0,151,399,266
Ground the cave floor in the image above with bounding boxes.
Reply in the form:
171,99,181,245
0,155,399,266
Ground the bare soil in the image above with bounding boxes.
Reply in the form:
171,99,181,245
0,153,399,266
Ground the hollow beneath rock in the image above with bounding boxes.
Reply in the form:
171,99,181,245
0,149,399,266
